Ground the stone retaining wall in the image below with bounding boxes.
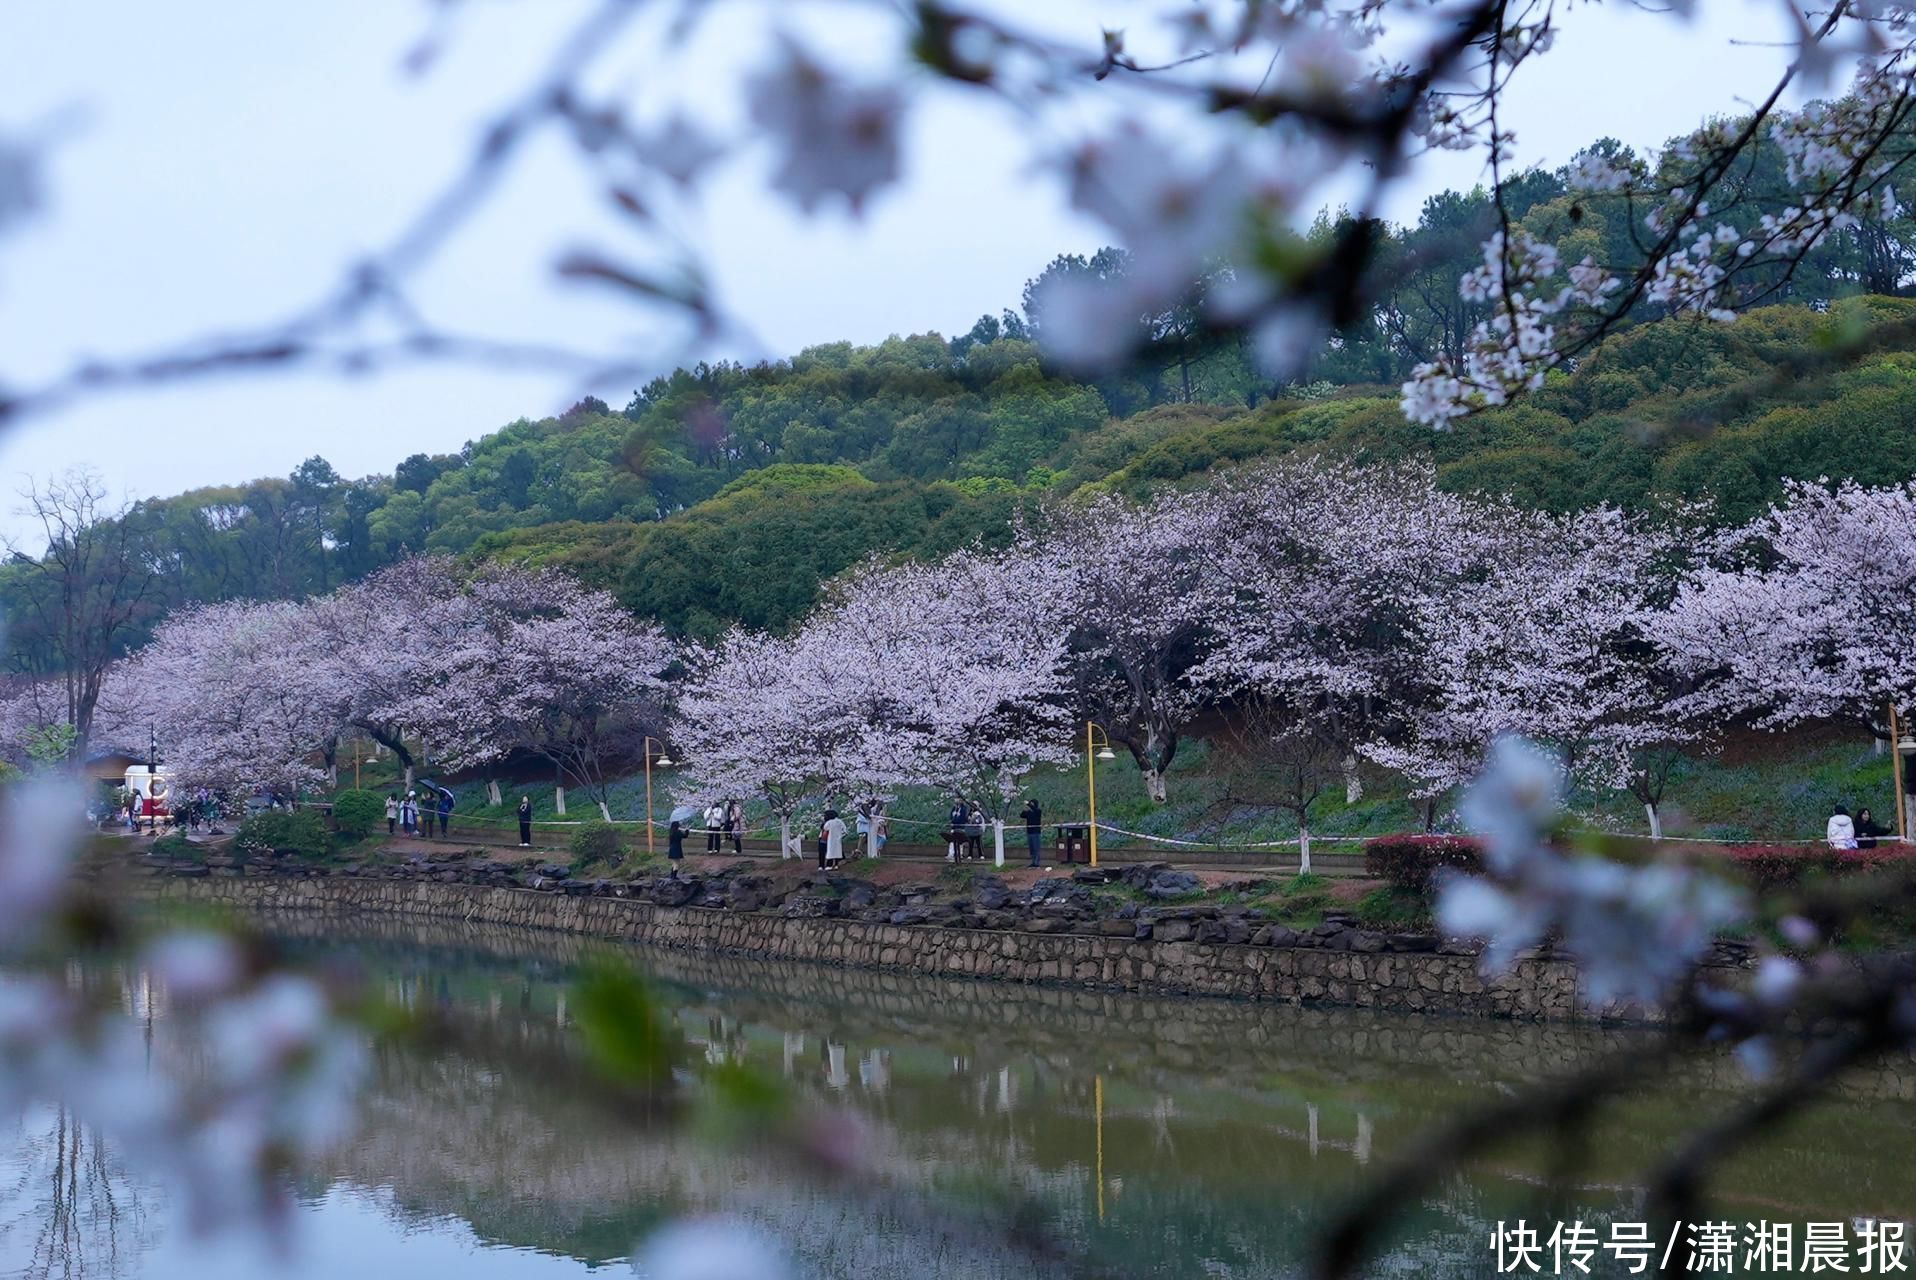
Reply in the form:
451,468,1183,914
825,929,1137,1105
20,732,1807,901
133,873,1686,1022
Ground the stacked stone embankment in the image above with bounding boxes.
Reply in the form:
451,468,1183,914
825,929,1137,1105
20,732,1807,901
121,852,1757,1023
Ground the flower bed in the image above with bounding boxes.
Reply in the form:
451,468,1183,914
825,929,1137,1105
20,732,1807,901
1364,835,1484,892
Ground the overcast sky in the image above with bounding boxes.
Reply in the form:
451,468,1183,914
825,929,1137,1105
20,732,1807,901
0,0,1811,545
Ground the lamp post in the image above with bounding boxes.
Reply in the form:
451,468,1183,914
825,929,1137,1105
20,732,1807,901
643,737,675,855
146,724,166,833
1893,702,1911,842
1085,722,1116,868
1094,1072,1106,1225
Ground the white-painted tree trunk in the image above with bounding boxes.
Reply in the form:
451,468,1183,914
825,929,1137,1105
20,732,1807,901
1298,821,1312,874
403,764,414,790
597,800,611,821
554,786,566,816
779,816,793,860
1645,802,1663,840
1343,754,1362,804
993,819,1005,867
487,780,502,807
1141,767,1167,804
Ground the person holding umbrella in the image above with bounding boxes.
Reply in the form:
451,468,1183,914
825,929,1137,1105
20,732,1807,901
667,819,686,875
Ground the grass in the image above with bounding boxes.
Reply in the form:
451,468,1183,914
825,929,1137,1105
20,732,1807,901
1353,885,1430,931
332,723,1901,856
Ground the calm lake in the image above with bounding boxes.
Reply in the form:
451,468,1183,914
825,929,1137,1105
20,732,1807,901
3,915,1913,1279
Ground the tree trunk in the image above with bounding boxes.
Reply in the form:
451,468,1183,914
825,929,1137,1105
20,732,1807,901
487,780,502,807
1298,819,1312,874
1141,767,1168,805
992,818,1005,868
597,800,612,822
779,815,793,860
555,786,566,816
1343,753,1362,805
1645,802,1663,840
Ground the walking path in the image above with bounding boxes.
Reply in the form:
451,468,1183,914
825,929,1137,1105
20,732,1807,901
377,824,1367,876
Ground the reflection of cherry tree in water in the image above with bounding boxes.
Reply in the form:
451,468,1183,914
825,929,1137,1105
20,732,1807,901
0,1104,160,1280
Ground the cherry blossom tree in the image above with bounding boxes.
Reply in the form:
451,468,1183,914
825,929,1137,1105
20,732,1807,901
1660,477,1916,735
674,629,837,860
1363,504,1694,831
411,564,677,821
815,553,1074,861
1196,460,1512,815
131,601,338,797
1214,695,1346,872
1025,490,1227,804
304,557,488,788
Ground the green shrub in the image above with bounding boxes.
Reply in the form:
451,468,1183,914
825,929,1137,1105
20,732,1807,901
1354,885,1430,930
331,789,384,840
234,809,330,860
570,821,627,867
1364,835,1484,892
150,832,201,861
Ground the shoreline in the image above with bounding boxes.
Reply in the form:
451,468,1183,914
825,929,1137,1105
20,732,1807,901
119,866,1743,1023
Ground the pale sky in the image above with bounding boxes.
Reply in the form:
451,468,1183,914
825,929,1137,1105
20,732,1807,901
0,0,1809,546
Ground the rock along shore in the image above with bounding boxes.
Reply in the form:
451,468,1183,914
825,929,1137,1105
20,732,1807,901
120,852,1757,1023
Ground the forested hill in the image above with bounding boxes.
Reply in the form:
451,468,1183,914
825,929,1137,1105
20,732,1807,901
16,111,1916,675
10,289,1916,666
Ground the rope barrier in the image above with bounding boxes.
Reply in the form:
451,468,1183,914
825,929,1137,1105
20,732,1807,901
305,801,1905,851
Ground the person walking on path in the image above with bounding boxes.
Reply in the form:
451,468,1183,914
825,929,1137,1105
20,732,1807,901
667,819,685,875
401,793,418,836
704,802,724,853
385,794,399,836
437,790,453,837
1856,806,1885,850
966,803,986,861
871,810,888,857
1021,797,1043,868
855,808,871,857
823,809,847,868
727,800,744,855
517,796,533,848
1828,804,1858,850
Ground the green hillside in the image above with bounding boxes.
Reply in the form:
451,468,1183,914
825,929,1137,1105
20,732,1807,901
13,291,1916,660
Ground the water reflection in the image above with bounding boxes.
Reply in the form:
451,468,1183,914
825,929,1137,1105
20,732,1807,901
5,912,1916,1279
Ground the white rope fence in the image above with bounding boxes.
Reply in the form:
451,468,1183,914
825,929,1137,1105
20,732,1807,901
302,801,1903,852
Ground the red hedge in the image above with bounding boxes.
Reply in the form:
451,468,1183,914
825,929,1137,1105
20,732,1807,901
1364,835,1484,891
1721,844,1913,891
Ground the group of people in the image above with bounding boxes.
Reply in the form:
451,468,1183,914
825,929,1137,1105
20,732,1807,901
1827,804,1891,849
942,796,1046,867
386,789,452,837
702,801,746,854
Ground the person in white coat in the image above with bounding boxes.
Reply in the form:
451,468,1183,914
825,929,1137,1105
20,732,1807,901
822,809,847,867
1827,804,1858,850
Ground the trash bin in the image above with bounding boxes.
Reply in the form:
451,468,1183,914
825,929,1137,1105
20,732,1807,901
1057,823,1090,865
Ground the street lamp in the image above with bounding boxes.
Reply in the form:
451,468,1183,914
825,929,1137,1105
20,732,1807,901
1085,722,1116,868
1893,702,1912,842
643,737,675,855
353,739,378,791
147,724,161,833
